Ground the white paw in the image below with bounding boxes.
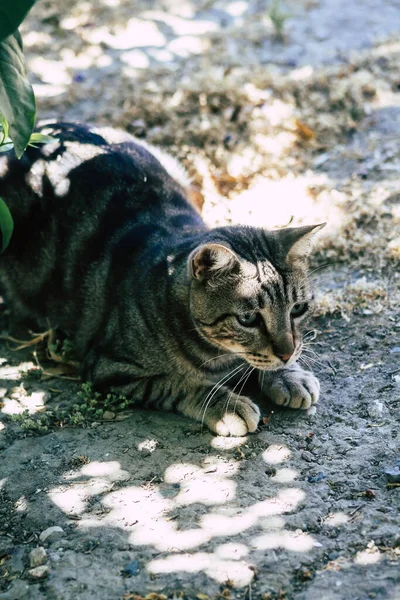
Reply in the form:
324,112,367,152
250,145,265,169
266,367,320,409
206,396,261,436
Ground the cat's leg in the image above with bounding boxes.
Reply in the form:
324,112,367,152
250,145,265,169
83,353,260,435
259,363,320,409
178,384,261,436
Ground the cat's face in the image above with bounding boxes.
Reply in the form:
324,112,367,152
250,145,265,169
189,225,323,370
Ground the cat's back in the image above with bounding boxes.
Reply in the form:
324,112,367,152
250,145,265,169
0,122,204,337
0,122,191,220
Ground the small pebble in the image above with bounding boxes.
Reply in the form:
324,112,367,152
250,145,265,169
122,559,139,577
390,347,400,353
308,472,327,483
39,526,64,543
102,411,115,421
383,467,400,484
158,483,181,498
28,565,50,580
301,451,315,463
29,547,47,568
306,406,317,416
367,400,385,420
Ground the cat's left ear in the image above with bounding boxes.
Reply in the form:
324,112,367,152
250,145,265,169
278,223,326,264
189,243,239,281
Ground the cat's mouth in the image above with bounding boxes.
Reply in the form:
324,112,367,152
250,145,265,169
244,353,281,370
245,347,301,370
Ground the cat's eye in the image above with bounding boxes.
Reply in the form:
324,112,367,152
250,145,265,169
237,313,259,327
290,302,309,318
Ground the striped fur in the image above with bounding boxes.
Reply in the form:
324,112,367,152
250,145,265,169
0,122,322,435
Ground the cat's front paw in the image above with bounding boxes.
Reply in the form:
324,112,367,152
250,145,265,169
264,366,320,409
206,395,261,437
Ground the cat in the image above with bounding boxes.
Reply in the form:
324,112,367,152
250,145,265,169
0,122,323,436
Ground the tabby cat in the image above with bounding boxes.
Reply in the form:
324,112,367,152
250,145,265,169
0,122,323,436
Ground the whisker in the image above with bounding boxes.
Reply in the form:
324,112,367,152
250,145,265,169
199,351,252,369
200,364,245,429
237,366,255,400
302,346,324,360
231,367,255,416
303,329,318,342
200,363,244,413
224,365,252,414
300,351,330,372
308,262,330,277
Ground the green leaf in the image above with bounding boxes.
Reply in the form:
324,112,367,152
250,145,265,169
28,132,57,145
0,32,36,158
0,1,37,42
0,113,10,143
0,142,13,153
0,197,14,252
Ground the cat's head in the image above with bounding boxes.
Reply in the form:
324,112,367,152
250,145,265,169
188,224,325,370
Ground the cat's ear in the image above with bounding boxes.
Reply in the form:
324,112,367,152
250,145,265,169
278,223,326,264
189,243,239,281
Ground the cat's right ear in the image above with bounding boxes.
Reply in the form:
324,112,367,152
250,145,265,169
189,243,239,281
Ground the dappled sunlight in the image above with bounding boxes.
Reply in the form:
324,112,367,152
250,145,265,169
147,552,255,587
262,444,292,464
82,20,166,50
0,363,32,382
50,461,131,516
49,486,87,516
225,1,248,17
216,542,249,560
137,438,159,453
355,542,382,566
271,467,298,484
201,511,255,537
78,461,131,481
227,173,350,233
323,511,350,527
30,57,72,86
14,496,28,513
1,389,48,416
163,462,237,507
142,11,218,37
250,488,306,518
42,438,315,585
251,529,316,552
211,435,246,450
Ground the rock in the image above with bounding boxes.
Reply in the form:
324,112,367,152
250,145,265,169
158,483,180,498
301,451,315,463
308,472,327,483
367,400,387,420
28,565,50,580
383,466,400,484
122,558,139,577
39,526,64,543
102,411,115,421
29,546,47,568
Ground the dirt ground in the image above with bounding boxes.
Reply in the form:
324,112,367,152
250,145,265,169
0,1,399,599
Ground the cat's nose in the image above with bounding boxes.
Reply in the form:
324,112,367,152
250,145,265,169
275,352,293,363
272,336,294,363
